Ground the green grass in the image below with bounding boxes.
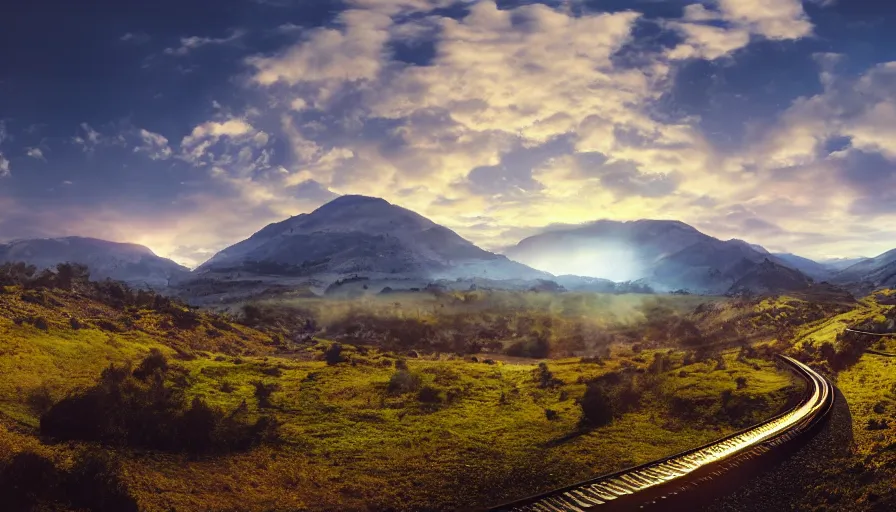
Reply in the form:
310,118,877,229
0,286,810,511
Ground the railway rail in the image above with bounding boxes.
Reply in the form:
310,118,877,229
489,355,834,512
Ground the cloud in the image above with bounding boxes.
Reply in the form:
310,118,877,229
71,122,115,153
120,32,150,43
0,122,10,177
164,29,245,56
248,10,392,85
134,129,172,160
26,147,46,160
668,0,813,60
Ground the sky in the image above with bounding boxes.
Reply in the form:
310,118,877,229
2,0,896,268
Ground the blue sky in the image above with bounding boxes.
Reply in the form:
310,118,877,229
1,0,896,266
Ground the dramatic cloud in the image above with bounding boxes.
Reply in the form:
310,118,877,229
13,0,896,264
668,0,812,60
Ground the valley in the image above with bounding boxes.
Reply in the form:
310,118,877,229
1,196,896,511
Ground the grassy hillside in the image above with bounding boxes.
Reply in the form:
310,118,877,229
0,275,802,511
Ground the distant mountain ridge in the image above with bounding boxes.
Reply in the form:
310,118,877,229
0,237,190,288
832,248,896,291
4,199,887,299
504,219,816,294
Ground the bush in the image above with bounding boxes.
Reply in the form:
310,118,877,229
252,381,281,408
132,348,168,380
417,385,443,404
0,450,138,512
324,343,344,365
65,452,139,512
579,382,614,427
505,335,550,358
40,354,277,454
545,409,559,421
26,384,55,416
0,451,62,510
387,370,422,395
534,362,562,389
69,317,82,330
32,316,49,331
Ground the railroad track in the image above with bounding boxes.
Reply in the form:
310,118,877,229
489,355,834,512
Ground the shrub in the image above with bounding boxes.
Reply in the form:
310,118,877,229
32,316,49,331
252,381,281,408
40,354,277,454
735,376,748,390
387,370,422,395
65,452,139,512
417,385,444,404
26,384,55,416
579,382,614,427
324,343,344,365
534,362,562,389
545,409,559,421
69,317,82,330
132,348,168,380
505,335,550,358
0,451,62,510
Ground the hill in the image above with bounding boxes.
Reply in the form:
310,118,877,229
0,237,190,289
771,253,833,280
832,248,896,291
503,220,811,294
185,195,549,301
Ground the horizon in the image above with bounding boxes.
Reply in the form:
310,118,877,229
0,192,876,270
2,0,896,266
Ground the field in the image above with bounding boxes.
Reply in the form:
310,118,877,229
0,277,805,511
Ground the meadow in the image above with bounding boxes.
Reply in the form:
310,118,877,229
2,264,893,511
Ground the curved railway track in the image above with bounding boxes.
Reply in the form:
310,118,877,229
489,355,834,512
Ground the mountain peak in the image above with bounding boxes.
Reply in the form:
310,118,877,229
320,195,391,208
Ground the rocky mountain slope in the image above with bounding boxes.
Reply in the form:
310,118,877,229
503,220,813,294
832,248,896,291
0,237,190,289
771,253,834,280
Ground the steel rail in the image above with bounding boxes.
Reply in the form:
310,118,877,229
488,355,834,512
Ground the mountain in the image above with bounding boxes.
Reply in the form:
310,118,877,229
771,253,833,280
503,220,811,294
819,256,870,271
832,248,896,290
727,258,813,296
194,195,549,292
0,237,190,288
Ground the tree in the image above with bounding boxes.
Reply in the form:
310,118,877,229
579,382,614,427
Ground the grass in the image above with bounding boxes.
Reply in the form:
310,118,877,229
0,285,822,511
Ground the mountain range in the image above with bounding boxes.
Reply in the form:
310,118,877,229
1,195,892,299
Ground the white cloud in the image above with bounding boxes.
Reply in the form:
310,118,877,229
26,147,46,160
134,129,173,160
164,29,245,56
72,122,104,153
668,0,813,60
248,10,392,86
0,122,7,177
